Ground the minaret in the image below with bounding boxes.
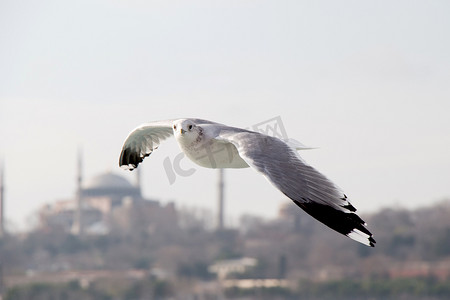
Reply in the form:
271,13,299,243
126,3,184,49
0,161,4,238
217,169,224,230
71,149,83,235
135,167,142,197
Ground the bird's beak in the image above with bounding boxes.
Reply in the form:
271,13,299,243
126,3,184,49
180,129,186,134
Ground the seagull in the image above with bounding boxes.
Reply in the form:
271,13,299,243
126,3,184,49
119,118,375,247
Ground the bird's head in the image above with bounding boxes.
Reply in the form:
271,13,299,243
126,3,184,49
173,119,202,143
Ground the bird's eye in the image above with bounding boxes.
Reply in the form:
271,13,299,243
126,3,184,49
173,125,177,130
188,125,193,130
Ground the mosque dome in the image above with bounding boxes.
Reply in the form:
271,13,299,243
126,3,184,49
84,173,134,190
82,172,140,199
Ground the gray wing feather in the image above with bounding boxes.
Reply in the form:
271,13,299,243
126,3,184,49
218,131,346,209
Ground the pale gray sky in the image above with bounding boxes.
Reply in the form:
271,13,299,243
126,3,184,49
1,0,450,229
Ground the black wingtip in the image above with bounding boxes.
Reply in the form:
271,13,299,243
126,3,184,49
342,203,357,212
293,199,375,247
341,195,357,212
119,147,149,171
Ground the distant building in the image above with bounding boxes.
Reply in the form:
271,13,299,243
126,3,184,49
39,171,177,235
82,172,145,214
209,257,257,280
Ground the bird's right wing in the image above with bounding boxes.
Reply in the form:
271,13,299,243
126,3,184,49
216,130,375,247
119,120,175,170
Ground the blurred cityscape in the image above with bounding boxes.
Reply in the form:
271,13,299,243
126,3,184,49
1,160,450,300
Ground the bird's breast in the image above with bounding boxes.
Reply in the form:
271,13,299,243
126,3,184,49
179,138,248,169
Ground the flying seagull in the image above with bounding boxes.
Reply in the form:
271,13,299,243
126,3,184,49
119,118,375,247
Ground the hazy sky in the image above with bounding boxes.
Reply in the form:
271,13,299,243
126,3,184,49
1,0,449,230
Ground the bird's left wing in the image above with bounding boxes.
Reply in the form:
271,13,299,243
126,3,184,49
119,120,175,170
216,130,375,247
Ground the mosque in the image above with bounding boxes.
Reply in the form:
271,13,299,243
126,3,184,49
38,155,177,235
1,152,225,236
